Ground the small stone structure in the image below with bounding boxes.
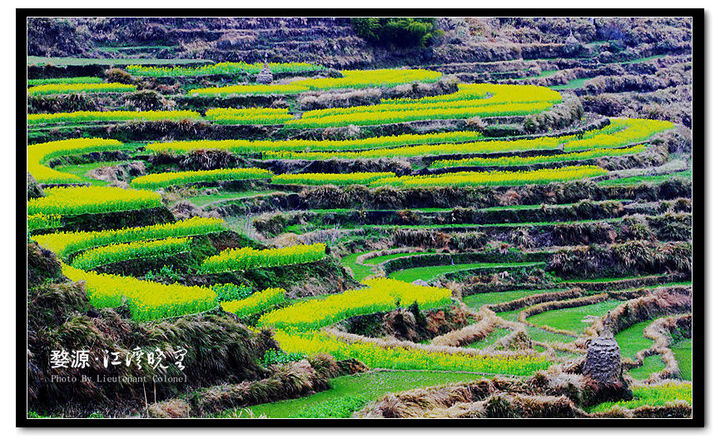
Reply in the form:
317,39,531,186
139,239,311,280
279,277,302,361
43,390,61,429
565,32,580,46
581,328,633,404
582,336,623,384
255,64,273,84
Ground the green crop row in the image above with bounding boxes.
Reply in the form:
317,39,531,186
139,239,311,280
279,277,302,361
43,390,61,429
587,382,692,413
28,82,136,97
26,83,559,128
282,83,562,128
429,145,647,168
199,243,326,274
28,186,162,216
143,131,481,155
257,278,451,331
564,118,674,151
264,135,571,160
71,237,193,271
274,329,550,376
188,69,442,97
33,217,226,260
27,214,62,232
267,118,671,160
379,83,563,106
28,76,104,86
270,166,607,188
130,167,273,189
190,84,309,96
597,170,691,186
204,107,293,125
28,110,202,125
212,283,254,303
62,263,217,321
271,172,396,186
221,288,287,318
373,165,607,187
126,62,325,77
287,101,556,128
300,84,562,120
28,138,127,184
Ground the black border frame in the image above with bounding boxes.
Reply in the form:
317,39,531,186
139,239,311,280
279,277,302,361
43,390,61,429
16,8,706,428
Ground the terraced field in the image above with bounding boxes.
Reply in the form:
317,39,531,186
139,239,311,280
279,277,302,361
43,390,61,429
25,16,695,422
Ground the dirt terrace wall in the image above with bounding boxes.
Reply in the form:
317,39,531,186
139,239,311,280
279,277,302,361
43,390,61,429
295,180,691,211
379,250,550,275
547,241,692,280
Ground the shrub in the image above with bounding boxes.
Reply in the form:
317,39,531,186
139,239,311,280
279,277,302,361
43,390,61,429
124,89,166,110
261,349,305,366
144,265,182,282
212,283,254,303
104,68,136,85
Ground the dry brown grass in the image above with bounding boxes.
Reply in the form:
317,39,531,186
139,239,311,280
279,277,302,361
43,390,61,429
489,288,584,313
356,247,425,266
521,293,608,323
356,378,586,418
325,327,539,360
430,315,497,348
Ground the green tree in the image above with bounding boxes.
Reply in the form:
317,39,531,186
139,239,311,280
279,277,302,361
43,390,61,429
351,18,442,48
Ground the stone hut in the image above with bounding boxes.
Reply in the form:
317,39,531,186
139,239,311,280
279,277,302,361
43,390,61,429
583,335,623,384
581,327,633,404
255,64,273,84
